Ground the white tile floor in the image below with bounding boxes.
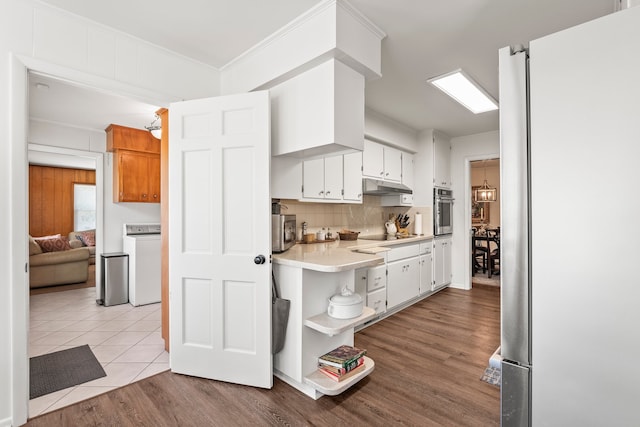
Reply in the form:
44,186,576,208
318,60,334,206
29,287,169,418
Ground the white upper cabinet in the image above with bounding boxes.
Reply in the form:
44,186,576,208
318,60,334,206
433,132,451,188
362,139,402,183
383,145,402,182
362,139,384,178
271,156,302,200
301,153,361,203
271,59,365,158
402,152,414,189
343,151,363,202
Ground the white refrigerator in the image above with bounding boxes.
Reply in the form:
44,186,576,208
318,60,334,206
499,6,640,426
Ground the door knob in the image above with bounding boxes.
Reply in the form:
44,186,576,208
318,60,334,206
254,255,266,265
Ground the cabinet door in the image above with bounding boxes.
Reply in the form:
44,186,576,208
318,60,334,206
271,156,302,200
367,288,387,315
420,253,433,294
402,152,414,190
117,151,149,202
343,151,363,202
302,158,325,199
367,264,386,292
433,134,451,188
383,145,402,182
362,139,384,178
387,257,420,310
148,154,161,202
323,155,343,200
434,238,452,289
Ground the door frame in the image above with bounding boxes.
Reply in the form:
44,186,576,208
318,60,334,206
464,154,499,290
9,53,174,424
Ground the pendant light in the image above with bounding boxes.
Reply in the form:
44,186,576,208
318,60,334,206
145,114,162,139
475,161,497,202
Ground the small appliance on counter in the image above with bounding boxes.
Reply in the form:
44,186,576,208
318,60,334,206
272,214,296,253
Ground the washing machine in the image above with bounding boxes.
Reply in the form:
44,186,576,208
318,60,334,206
123,223,161,306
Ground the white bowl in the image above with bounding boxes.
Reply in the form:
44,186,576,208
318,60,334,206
327,290,363,319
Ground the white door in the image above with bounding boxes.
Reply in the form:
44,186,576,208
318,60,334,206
168,91,272,388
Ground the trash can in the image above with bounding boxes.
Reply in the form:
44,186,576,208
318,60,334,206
98,252,129,306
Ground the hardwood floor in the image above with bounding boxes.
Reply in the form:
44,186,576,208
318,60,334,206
26,286,501,426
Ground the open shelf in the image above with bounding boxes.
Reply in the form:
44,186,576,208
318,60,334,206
304,356,375,396
304,307,377,336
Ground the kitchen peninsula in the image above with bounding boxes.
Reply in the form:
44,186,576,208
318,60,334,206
272,234,436,399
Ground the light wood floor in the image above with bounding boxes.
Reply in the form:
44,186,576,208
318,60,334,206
26,285,501,426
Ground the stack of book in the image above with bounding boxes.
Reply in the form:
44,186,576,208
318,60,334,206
317,345,367,382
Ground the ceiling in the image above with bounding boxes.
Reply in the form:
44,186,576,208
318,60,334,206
32,0,616,137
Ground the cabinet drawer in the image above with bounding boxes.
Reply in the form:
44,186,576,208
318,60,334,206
387,244,420,262
367,264,386,292
367,288,386,315
419,241,432,255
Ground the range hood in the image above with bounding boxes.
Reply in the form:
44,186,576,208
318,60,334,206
362,178,412,195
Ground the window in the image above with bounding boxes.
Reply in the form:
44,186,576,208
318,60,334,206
73,183,96,231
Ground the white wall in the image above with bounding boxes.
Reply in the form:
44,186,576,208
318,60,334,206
364,108,419,153
1,1,220,425
449,130,500,289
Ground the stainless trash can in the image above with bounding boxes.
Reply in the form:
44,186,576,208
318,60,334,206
98,252,129,306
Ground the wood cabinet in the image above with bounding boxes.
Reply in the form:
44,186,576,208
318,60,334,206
113,150,161,203
363,139,402,182
107,124,161,203
434,236,452,289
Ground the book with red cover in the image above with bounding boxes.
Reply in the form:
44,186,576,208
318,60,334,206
318,345,367,368
318,363,366,382
318,356,364,375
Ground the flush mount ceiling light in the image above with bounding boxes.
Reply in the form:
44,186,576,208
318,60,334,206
145,114,162,139
427,69,498,114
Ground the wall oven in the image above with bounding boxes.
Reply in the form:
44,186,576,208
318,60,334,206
434,188,454,235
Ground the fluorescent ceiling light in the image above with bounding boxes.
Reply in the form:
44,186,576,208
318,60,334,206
428,69,498,114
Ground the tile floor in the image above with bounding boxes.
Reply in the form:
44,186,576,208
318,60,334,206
29,287,169,418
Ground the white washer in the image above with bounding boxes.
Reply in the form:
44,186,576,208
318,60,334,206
123,223,161,306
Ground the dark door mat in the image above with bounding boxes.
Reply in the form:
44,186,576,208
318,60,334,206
30,344,106,399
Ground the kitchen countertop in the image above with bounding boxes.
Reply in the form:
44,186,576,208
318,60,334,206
272,234,433,272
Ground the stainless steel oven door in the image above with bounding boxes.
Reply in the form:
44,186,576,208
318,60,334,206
434,189,454,235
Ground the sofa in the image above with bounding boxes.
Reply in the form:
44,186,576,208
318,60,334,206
29,235,90,288
68,230,96,265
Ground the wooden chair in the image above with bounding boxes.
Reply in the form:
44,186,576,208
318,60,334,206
487,229,500,277
471,229,487,276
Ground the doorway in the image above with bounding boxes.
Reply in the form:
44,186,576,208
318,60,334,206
10,56,167,421
469,158,500,288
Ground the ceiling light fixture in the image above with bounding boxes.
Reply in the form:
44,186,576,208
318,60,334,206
427,69,498,114
145,114,162,139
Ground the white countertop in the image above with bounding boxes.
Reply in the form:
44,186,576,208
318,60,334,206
273,234,433,272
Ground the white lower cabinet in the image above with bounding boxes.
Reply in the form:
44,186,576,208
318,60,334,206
355,264,387,315
386,244,420,310
367,288,387,315
419,241,433,294
433,236,452,289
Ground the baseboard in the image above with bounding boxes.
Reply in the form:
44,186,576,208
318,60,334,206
0,416,13,427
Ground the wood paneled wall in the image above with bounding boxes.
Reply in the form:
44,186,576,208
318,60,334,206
29,165,96,238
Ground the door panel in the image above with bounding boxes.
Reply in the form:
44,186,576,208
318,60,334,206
169,91,272,389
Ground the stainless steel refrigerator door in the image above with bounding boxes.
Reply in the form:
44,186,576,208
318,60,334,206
501,360,530,427
498,47,531,366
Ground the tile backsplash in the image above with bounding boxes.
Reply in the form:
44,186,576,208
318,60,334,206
277,196,432,239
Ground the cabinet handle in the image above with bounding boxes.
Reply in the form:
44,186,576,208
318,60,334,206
142,193,147,198
153,194,158,199
386,172,389,176
357,193,362,198
326,191,331,196
319,190,324,196
380,171,384,176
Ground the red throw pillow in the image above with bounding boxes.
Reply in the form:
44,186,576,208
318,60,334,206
76,230,96,247
34,234,72,252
